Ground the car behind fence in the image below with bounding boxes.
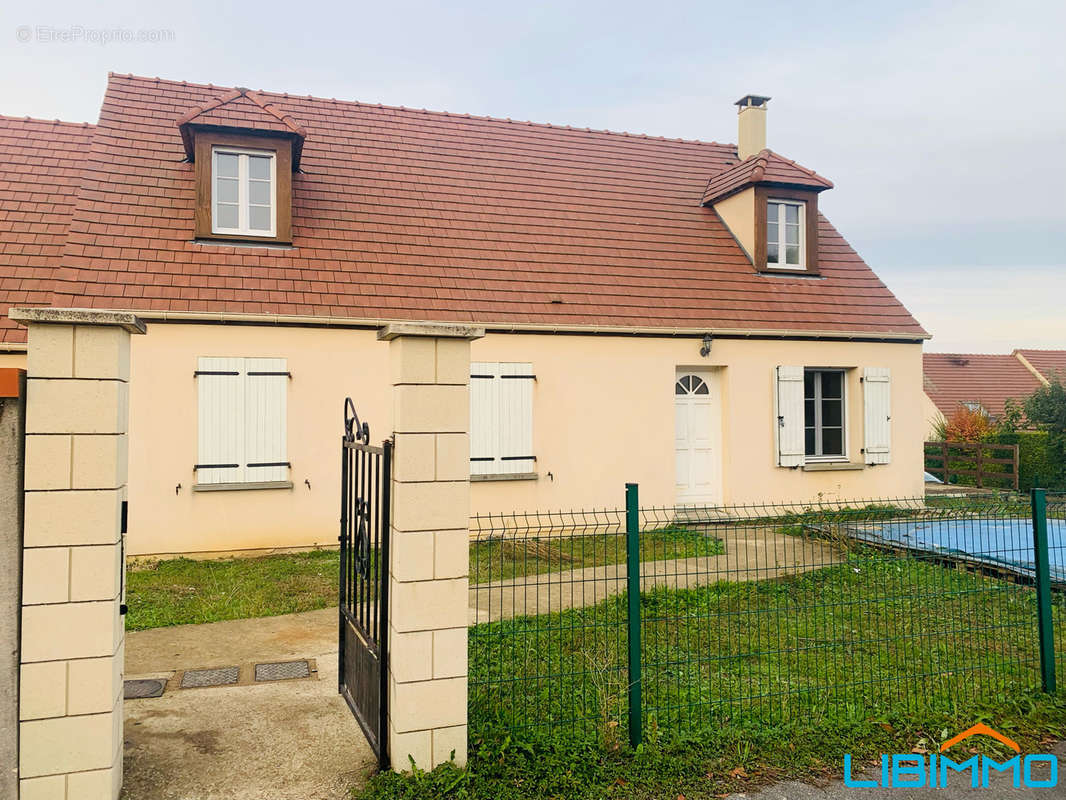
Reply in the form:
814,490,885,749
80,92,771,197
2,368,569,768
468,489,1065,749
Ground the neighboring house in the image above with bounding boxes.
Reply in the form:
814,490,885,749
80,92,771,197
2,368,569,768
923,349,1066,435
1,75,929,556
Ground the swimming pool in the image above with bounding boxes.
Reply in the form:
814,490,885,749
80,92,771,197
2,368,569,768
843,517,1066,583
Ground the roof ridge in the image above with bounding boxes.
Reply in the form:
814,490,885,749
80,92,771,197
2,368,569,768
110,72,733,149
0,114,94,128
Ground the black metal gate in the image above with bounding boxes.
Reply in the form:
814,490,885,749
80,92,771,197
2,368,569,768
339,398,392,769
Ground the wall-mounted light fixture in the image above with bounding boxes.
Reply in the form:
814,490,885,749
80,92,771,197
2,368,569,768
699,334,713,357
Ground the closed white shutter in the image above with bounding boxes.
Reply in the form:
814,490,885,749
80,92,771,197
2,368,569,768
197,357,245,484
470,362,499,476
197,357,289,484
775,366,806,467
244,358,289,482
863,367,892,465
497,362,534,475
469,361,535,476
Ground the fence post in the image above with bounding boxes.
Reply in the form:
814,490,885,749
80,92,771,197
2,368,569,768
625,482,642,748
1031,488,1056,693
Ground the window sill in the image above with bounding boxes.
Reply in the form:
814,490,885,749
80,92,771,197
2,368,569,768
470,472,538,483
193,480,294,492
757,268,823,278
192,237,294,250
802,462,864,472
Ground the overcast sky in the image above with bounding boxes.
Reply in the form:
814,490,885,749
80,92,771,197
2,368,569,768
2,0,1063,352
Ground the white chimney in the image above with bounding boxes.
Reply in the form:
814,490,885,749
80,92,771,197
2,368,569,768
735,94,771,160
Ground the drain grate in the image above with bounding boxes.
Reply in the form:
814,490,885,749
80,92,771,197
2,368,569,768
124,679,165,699
255,660,311,682
180,666,240,688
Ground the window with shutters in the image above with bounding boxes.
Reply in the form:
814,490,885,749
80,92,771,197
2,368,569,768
804,368,846,460
470,362,535,478
195,357,290,487
776,365,891,468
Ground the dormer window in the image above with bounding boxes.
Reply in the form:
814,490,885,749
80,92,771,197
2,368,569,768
212,147,276,237
767,199,804,269
189,131,293,244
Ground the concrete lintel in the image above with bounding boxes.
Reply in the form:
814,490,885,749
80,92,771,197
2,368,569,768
10,308,147,335
377,322,484,341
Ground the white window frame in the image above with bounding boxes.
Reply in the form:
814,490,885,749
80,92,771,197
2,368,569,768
211,146,277,237
804,367,847,462
767,199,806,270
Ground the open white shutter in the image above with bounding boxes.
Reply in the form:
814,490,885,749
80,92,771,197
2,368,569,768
197,357,245,484
244,358,289,482
775,366,805,467
863,367,891,465
470,362,499,476
497,362,534,475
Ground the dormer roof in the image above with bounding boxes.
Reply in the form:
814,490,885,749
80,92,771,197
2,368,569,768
701,148,834,205
176,87,306,168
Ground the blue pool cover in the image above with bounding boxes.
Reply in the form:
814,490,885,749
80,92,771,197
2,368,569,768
844,518,1066,583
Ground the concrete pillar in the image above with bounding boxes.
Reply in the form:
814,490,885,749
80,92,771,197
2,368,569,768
1,368,26,800
378,322,483,770
10,309,145,800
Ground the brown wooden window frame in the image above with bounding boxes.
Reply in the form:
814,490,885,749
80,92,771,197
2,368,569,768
193,130,293,245
753,186,820,275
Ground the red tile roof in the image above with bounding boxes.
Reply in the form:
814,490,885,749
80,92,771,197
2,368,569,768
923,353,1044,419
0,116,93,344
6,73,925,339
1014,349,1066,382
701,149,834,205
176,88,306,166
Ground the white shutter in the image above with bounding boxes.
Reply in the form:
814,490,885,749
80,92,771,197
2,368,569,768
497,362,534,475
244,358,289,482
775,366,806,467
197,357,245,484
470,362,499,476
863,367,892,465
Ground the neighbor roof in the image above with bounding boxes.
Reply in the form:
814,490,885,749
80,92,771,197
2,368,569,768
8,73,925,339
0,116,94,344
923,353,1044,419
1014,349,1066,382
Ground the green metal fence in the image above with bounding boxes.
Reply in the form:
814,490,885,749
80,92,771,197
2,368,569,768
469,489,1062,748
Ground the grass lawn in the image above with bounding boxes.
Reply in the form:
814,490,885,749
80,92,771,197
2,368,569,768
470,526,722,584
125,550,340,631
126,529,720,631
355,553,1066,799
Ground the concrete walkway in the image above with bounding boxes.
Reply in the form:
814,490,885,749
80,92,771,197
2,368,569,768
470,528,841,622
122,609,376,800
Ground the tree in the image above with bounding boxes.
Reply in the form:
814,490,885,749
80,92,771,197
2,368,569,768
938,405,995,443
1023,376,1066,487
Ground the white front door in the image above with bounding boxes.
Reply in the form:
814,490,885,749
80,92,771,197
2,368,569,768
674,372,721,504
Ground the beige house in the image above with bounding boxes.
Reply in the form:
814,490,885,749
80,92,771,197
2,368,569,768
1,76,928,557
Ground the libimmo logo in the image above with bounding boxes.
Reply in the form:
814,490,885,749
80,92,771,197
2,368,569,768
843,723,1059,789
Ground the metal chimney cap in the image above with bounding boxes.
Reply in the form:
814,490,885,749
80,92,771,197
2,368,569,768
735,94,771,108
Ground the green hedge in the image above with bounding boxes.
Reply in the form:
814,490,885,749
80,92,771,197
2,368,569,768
988,431,1065,491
